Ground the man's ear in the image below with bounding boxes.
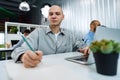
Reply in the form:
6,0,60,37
62,14,65,20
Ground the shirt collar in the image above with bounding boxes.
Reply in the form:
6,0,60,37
45,27,52,34
45,26,65,35
89,30,95,34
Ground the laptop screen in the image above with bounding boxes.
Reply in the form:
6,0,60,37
94,27,120,42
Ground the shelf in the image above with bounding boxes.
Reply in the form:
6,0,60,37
5,22,41,44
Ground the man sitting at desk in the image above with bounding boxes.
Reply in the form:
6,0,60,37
11,5,89,68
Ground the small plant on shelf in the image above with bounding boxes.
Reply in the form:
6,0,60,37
9,26,18,34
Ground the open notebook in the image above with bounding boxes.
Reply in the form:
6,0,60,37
5,60,80,80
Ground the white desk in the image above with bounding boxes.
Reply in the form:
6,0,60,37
0,48,13,52
0,61,10,80
0,52,120,80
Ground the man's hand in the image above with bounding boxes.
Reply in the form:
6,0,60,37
21,50,43,68
79,46,90,56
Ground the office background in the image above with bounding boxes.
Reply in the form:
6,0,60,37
0,0,120,43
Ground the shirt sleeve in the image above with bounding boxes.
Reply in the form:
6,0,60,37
11,28,40,62
13,39,24,49
84,31,94,46
72,31,87,51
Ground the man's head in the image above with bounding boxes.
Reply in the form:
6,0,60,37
23,29,31,37
48,5,64,27
90,20,101,32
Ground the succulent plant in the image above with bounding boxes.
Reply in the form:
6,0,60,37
90,39,120,54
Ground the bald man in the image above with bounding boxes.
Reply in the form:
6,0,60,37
11,5,89,68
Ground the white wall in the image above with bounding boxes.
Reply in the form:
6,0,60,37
45,0,120,36
3,0,120,44
0,33,4,44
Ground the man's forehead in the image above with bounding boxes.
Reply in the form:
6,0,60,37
49,5,63,13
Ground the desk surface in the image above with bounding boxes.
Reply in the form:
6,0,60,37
0,52,120,80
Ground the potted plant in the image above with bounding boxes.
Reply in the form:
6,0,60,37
9,26,18,34
90,39,120,76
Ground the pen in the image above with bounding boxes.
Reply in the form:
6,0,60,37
18,32,35,52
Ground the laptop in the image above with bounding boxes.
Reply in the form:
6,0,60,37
94,27,120,42
65,27,120,65
65,51,94,65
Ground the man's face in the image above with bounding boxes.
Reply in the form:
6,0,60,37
90,21,101,32
48,5,64,26
90,21,100,28
94,21,100,27
24,33,29,37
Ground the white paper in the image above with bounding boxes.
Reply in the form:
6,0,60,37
5,60,80,80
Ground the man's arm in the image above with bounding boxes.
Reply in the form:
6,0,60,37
21,50,43,68
83,31,94,46
13,39,24,49
11,28,40,62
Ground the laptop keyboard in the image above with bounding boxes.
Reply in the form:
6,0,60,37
74,55,88,62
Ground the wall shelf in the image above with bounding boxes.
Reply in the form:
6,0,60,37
5,22,43,45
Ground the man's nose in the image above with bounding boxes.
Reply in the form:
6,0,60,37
52,14,57,18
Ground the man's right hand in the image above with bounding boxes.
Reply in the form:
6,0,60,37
21,50,43,68
79,46,90,56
